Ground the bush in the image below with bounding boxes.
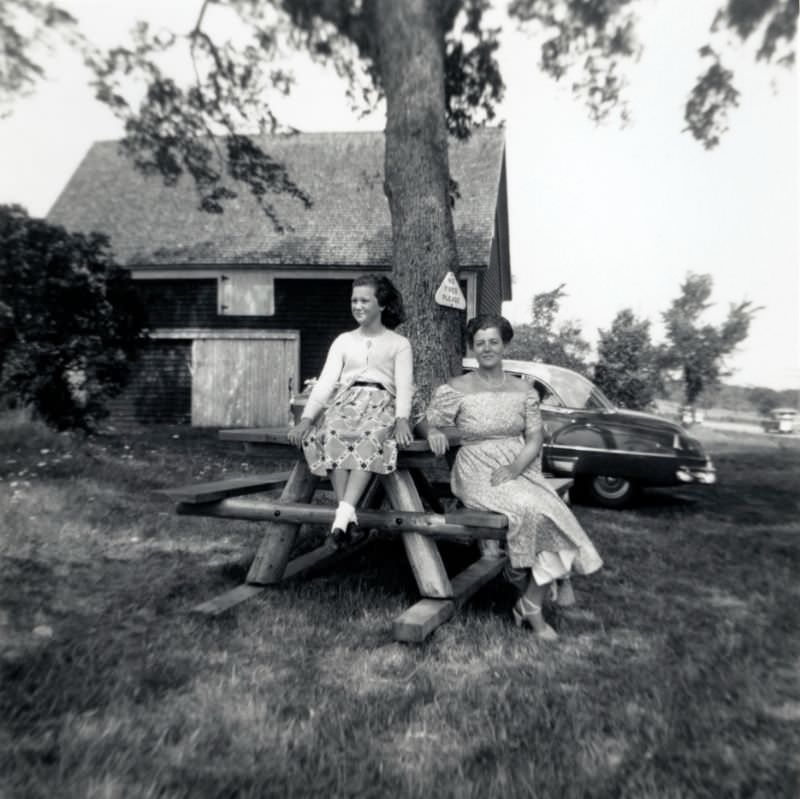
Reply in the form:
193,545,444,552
594,309,663,410
0,204,146,430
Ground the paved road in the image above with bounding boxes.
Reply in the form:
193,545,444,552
702,420,766,435
700,420,800,438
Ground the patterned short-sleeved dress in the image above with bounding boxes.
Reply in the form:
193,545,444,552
427,384,603,585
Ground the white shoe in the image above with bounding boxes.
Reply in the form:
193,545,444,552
556,579,576,607
512,596,558,640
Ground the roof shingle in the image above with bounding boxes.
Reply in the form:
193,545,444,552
47,129,505,269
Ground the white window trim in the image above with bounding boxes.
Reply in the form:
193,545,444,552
130,268,376,280
149,328,299,341
463,272,477,320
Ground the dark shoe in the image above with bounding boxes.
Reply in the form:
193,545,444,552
347,521,367,545
330,520,358,549
329,526,349,549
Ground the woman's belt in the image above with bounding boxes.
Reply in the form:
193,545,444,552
351,380,386,390
459,435,523,447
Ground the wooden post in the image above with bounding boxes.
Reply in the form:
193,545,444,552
381,470,453,598
246,459,318,585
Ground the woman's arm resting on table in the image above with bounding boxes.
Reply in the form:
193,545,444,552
287,417,313,448
414,419,450,457
394,417,414,448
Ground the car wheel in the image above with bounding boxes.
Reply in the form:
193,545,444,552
579,475,639,509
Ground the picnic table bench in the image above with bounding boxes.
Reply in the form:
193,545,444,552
163,426,573,642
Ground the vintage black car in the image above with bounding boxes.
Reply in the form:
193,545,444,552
463,358,716,508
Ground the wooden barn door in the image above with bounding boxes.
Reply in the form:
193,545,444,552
191,332,299,427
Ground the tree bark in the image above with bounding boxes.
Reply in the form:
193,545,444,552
371,0,464,405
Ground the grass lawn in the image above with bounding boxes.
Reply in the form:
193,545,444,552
1,415,798,798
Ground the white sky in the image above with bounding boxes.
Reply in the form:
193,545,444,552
0,0,797,390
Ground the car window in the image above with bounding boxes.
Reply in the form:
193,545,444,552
506,373,559,406
533,380,561,407
546,371,614,410
465,358,614,411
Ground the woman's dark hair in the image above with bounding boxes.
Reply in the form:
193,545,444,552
352,274,407,329
466,313,514,348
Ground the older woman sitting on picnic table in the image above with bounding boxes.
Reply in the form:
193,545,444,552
421,314,603,640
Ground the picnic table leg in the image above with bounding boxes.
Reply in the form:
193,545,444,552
408,467,445,513
246,459,318,585
381,471,453,599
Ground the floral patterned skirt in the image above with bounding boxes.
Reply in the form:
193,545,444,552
302,385,398,477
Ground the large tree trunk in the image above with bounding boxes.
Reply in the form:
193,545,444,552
372,0,464,406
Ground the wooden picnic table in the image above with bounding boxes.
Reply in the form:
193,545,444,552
164,426,573,642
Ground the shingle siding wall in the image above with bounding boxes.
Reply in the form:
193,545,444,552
136,277,353,383
106,340,192,423
278,279,355,383
478,234,503,314
136,279,219,329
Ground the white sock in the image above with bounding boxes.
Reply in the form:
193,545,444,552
332,501,357,531
341,501,357,525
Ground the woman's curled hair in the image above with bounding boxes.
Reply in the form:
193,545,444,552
353,274,406,329
466,313,514,347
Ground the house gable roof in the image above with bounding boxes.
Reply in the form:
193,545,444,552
47,128,506,270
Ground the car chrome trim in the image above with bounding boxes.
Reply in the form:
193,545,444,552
550,458,578,473
547,443,687,459
676,466,717,484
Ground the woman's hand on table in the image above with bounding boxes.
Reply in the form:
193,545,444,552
394,418,414,448
287,418,311,448
427,427,450,457
490,465,519,486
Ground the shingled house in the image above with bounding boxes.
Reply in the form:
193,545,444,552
47,128,511,427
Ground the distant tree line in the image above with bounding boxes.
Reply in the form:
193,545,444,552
662,382,799,417
506,274,767,412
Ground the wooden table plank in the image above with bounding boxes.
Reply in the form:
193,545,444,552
176,497,508,538
190,536,373,616
191,584,266,616
282,536,372,580
162,472,291,503
393,555,507,643
392,599,455,643
219,426,463,452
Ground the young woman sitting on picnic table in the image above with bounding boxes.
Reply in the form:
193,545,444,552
420,313,603,640
287,274,414,548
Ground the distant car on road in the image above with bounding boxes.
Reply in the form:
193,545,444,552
463,357,717,508
763,407,797,434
